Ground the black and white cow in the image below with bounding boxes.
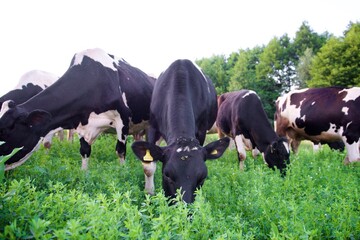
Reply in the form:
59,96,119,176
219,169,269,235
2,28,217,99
274,87,360,164
131,59,229,203
0,70,61,152
0,48,154,171
0,70,58,107
216,90,290,173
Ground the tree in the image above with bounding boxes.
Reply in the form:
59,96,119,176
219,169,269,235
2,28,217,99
309,22,360,87
196,55,230,94
296,48,314,88
256,35,297,94
228,46,263,91
293,21,330,60
255,35,297,118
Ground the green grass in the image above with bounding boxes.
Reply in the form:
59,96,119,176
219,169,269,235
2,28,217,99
1,135,359,239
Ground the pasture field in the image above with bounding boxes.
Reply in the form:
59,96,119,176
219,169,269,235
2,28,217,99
0,135,359,239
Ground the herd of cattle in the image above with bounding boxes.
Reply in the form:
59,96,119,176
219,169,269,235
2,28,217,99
0,48,359,203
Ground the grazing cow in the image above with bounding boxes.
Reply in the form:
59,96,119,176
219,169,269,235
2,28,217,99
0,48,154,171
131,59,229,203
216,90,290,173
0,70,58,107
274,87,360,164
0,70,61,150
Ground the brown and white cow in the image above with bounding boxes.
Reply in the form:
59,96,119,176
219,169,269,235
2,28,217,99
274,87,360,164
216,90,290,173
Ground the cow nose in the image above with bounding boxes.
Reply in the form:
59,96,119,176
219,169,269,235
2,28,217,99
182,190,195,204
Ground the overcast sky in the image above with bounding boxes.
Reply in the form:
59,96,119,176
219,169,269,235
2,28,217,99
0,0,359,95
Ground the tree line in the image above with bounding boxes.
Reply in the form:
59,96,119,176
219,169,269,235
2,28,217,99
196,21,360,119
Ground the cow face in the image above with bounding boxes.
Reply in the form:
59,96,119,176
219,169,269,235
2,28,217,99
263,138,290,174
132,137,229,203
0,101,51,166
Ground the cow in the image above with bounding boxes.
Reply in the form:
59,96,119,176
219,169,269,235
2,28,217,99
0,70,62,150
131,59,229,203
216,90,290,174
274,87,360,164
0,70,58,107
0,48,154,172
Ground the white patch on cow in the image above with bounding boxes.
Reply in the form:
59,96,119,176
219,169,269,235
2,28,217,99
15,70,58,90
343,140,360,163
342,107,349,115
278,90,306,129
300,114,306,122
311,101,316,105
193,61,210,93
76,110,123,145
0,100,12,118
72,48,117,71
339,88,360,102
122,92,129,108
142,161,157,195
283,141,290,154
42,127,63,147
242,90,257,99
176,146,199,152
234,135,247,161
81,157,89,170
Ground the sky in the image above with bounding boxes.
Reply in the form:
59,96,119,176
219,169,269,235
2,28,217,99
0,0,359,95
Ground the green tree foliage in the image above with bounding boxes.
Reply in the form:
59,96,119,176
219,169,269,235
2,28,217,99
309,22,360,87
296,48,314,88
196,55,230,94
256,35,297,94
228,46,264,91
196,22,359,119
293,21,330,60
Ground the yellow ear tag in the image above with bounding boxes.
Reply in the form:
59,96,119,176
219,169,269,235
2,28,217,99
211,149,218,155
143,149,153,162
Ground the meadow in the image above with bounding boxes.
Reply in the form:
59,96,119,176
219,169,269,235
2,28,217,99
0,134,359,239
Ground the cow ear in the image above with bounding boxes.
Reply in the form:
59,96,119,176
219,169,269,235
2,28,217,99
204,137,230,160
25,110,52,127
131,141,164,162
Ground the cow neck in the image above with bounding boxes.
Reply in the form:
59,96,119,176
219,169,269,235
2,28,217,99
164,99,197,145
251,123,279,152
19,76,110,134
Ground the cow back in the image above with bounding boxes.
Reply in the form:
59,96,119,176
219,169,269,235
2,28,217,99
150,59,217,144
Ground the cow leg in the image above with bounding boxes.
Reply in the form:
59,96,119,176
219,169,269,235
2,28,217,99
343,140,360,164
142,161,157,195
80,137,91,170
234,135,247,171
116,139,126,164
290,139,301,153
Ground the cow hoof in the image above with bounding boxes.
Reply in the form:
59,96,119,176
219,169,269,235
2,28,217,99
119,158,125,165
145,188,155,195
239,161,245,171
43,142,51,149
343,157,351,165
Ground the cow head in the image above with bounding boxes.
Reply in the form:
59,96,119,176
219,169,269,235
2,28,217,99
0,101,52,168
132,137,230,203
263,137,290,175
